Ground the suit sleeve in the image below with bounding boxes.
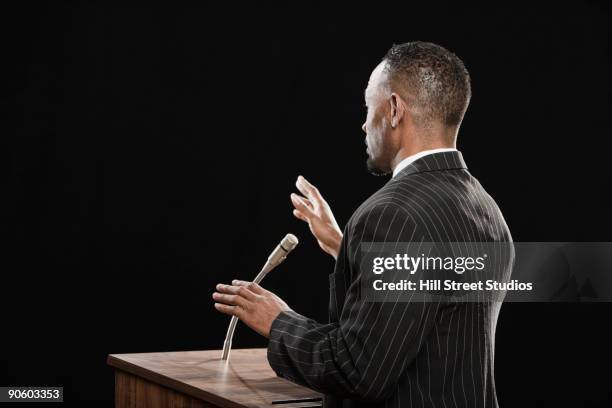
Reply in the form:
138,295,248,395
266,203,441,401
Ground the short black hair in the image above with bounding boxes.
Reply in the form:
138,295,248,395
382,41,471,128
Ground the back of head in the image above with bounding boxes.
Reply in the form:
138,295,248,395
383,42,471,132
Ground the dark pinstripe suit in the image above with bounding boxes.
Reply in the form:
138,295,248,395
267,150,513,408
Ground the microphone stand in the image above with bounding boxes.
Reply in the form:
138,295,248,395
221,261,277,361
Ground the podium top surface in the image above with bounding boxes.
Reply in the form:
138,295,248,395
108,348,322,408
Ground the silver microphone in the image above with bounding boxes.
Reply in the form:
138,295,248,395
221,234,299,360
260,233,299,277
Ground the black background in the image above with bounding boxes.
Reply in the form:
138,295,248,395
3,3,611,407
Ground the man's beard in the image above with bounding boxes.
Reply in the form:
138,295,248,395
366,156,390,176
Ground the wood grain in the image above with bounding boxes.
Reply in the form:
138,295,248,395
108,348,322,408
115,370,215,408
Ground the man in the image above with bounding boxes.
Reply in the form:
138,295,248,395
213,41,513,407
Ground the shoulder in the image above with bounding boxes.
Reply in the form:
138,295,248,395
351,172,449,222
345,199,422,247
348,188,409,233
346,169,478,240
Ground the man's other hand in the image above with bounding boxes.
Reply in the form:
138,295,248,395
291,175,343,259
213,280,291,338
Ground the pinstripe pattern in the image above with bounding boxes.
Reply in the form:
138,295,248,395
267,151,513,408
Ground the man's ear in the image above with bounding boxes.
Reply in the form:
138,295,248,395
389,92,405,128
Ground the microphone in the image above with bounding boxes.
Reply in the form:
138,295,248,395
258,233,299,279
221,234,299,360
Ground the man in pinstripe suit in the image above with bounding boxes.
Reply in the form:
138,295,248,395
213,41,513,407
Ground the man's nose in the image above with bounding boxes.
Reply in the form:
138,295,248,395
361,122,366,133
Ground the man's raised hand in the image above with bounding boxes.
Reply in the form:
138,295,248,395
290,175,343,259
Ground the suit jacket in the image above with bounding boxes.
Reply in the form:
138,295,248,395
267,150,514,408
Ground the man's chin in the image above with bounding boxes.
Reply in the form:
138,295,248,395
366,158,390,176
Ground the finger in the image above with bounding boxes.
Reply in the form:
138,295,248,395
290,194,316,219
290,193,313,210
293,209,308,223
296,175,323,205
232,280,265,295
248,281,266,295
214,302,241,317
212,291,250,308
290,193,313,209
216,283,257,301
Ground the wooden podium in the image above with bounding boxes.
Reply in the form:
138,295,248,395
107,348,322,408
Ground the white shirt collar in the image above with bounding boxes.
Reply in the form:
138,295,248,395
392,148,458,178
